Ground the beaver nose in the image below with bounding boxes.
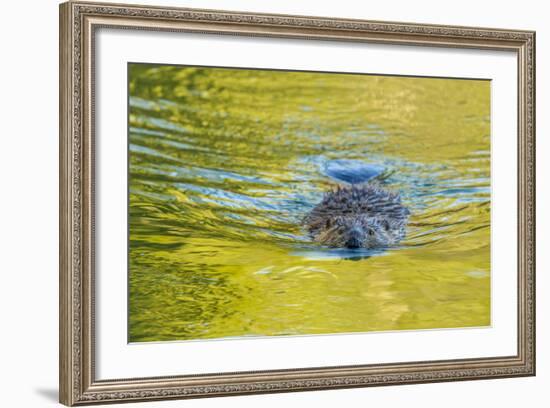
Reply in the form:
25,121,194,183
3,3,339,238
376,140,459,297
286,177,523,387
345,228,363,248
345,237,362,248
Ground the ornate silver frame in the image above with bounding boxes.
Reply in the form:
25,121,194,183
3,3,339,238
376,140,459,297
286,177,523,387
59,1,536,405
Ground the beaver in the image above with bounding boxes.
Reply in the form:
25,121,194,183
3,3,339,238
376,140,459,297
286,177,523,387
303,182,409,249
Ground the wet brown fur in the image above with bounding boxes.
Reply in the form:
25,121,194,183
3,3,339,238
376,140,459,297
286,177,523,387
303,183,409,248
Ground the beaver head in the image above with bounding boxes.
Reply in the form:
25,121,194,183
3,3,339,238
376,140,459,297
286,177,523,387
303,184,408,249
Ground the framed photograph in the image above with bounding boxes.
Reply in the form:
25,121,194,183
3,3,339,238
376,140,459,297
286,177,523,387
59,1,536,405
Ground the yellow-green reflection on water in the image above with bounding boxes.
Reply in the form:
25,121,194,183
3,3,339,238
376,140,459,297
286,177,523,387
128,64,490,342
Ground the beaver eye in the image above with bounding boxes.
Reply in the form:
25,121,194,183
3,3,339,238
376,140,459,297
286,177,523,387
368,228,375,236
382,220,390,231
325,219,331,228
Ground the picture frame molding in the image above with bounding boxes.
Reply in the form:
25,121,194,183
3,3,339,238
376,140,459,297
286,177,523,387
59,1,536,405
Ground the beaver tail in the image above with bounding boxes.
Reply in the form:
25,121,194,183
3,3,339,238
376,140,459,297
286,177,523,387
322,159,385,185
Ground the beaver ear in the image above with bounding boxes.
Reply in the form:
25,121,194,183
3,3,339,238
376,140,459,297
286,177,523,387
382,220,390,231
325,219,332,228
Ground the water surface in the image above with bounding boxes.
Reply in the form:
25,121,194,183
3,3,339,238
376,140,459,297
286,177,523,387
128,64,491,342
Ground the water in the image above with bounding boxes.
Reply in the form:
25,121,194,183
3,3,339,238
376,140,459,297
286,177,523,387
128,64,491,342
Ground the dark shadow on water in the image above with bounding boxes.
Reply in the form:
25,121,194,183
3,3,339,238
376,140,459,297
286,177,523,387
292,247,385,261
34,388,58,402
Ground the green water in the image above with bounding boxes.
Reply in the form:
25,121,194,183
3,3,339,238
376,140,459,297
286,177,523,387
128,64,491,342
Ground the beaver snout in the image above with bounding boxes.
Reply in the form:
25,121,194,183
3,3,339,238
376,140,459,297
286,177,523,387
345,228,365,249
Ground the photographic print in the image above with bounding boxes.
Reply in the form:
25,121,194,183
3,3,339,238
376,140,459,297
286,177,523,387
128,63,491,343
60,3,535,404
